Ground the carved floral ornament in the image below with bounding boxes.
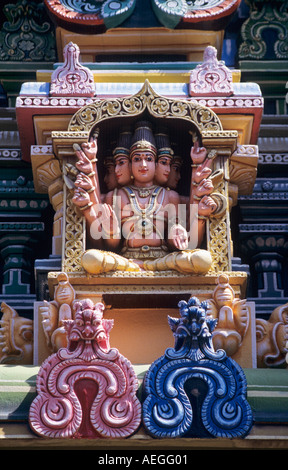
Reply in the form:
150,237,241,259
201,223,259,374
189,45,234,97
239,0,288,60
67,80,223,135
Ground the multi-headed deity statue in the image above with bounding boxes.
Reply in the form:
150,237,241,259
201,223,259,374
72,120,223,276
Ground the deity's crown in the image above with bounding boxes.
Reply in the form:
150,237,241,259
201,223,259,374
155,127,174,160
104,141,116,166
130,120,157,159
113,127,132,160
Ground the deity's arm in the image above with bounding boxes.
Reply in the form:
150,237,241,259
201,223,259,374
74,136,101,205
189,141,213,206
99,190,122,251
187,141,218,248
166,190,189,251
72,187,103,249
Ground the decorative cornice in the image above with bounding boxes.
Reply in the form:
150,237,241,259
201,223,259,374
44,0,136,31
44,0,241,31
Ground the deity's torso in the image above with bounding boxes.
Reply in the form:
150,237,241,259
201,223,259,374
111,185,180,250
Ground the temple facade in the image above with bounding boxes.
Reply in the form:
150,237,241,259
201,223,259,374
0,0,287,449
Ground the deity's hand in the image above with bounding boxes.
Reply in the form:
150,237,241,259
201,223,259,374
74,140,97,175
81,139,98,160
72,187,91,208
95,202,120,238
190,140,207,164
198,195,217,217
193,162,212,184
194,178,214,198
75,173,94,192
168,224,189,250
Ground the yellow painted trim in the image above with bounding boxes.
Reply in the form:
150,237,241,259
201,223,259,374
36,69,241,84
56,26,225,63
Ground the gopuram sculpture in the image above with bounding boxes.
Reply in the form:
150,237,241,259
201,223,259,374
142,296,253,438
1,0,287,442
256,302,288,368
11,38,272,442
40,272,76,353
29,298,141,438
207,274,250,357
71,119,223,276
33,77,252,368
0,302,33,365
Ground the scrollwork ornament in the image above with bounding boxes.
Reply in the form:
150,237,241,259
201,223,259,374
142,296,253,439
239,1,288,60
0,0,56,62
29,299,141,438
68,81,222,134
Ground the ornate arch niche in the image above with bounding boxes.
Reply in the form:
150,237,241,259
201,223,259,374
51,81,238,277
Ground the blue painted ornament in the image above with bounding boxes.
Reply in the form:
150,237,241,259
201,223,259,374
142,296,253,438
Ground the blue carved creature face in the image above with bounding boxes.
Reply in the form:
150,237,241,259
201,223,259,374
186,306,206,337
178,298,207,338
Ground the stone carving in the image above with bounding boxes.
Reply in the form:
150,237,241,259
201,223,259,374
50,42,95,97
142,296,253,438
52,81,237,275
207,274,249,356
29,298,141,438
0,302,33,364
256,302,288,368
189,46,233,96
69,80,222,133
72,120,225,276
239,1,288,60
0,0,56,61
40,272,75,353
229,144,259,196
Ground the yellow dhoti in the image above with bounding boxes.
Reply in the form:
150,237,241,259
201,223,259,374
81,247,212,275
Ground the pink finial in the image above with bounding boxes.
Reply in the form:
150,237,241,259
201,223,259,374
50,42,95,97
189,45,233,97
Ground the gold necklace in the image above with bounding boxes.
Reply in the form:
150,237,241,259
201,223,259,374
130,185,157,198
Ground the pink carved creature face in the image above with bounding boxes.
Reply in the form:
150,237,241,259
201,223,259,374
67,300,111,352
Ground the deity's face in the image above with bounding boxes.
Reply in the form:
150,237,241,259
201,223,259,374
167,162,181,189
104,163,118,191
154,156,171,186
114,155,131,186
131,150,156,185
